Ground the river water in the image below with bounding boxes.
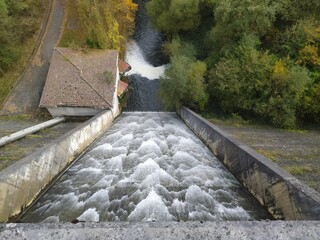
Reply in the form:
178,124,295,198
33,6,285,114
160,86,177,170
20,0,271,222
124,0,167,111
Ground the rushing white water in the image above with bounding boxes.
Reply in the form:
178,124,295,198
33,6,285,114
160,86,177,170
22,113,269,222
125,41,165,80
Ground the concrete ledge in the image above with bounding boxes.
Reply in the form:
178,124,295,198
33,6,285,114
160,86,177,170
177,107,320,220
0,107,121,222
0,221,320,240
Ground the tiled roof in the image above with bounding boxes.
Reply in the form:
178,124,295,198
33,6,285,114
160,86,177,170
39,48,118,109
118,59,131,74
117,80,129,97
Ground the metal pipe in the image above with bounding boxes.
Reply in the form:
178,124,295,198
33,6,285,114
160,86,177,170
0,117,65,147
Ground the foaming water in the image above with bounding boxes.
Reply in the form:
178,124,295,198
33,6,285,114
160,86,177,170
125,41,165,80
21,113,270,222
123,0,167,111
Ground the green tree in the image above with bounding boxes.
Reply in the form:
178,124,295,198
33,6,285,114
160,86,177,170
209,35,311,128
277,0,320,22
299,83,320,123
147,0,201,35
160,55,207,110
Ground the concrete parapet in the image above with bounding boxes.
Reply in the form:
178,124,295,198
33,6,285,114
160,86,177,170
0,221,320,240
177,107,320,220
0,108,120,222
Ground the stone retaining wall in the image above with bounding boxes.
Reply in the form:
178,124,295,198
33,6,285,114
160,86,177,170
0,106,120,222
177,107,320,220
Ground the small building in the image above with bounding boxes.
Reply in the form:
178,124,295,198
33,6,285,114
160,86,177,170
118,59,131,75
39,47,129,117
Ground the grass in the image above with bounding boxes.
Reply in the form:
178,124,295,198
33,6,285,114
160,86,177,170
204,112,251,127
26,134,43,139
0,114,32,121
283,165,313,176
0,142,32,170
256,149,280,162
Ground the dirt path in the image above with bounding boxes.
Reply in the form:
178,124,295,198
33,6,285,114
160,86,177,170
0,0,65,116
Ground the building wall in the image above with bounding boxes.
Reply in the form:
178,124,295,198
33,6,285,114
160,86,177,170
47,107,104,117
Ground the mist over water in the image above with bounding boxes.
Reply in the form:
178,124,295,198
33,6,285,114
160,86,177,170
21,113,270,222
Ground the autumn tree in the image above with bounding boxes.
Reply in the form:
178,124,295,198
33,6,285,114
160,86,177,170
74,0,137,54
209,35,311,128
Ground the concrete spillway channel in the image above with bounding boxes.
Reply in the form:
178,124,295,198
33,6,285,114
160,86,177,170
1,108,320,239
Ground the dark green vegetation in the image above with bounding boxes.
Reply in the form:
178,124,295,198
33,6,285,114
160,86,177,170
0,0,45,104
147,0,320,128
60,0,137,57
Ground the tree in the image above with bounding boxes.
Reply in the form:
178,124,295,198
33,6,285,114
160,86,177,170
209,0,276,48
208,35,311,128
75,0,136,52
147,0,201,35
160,55,207,110
277,0,320,22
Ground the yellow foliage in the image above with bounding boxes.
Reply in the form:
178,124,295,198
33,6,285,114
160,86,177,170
272,59,288,83
66,0,136,54
273,59,287,74
304,26,320,40
297,43,320,66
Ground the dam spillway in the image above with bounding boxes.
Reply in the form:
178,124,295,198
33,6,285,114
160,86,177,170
21,112,270,222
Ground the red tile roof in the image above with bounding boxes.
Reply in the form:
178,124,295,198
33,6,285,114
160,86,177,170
39,48,118,109
117,80,128,97
118,59,131,74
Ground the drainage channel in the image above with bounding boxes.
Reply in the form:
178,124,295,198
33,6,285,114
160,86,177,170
19,112,271,223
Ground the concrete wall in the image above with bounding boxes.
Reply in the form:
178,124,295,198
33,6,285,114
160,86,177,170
0,105,121,222
47,107,104,117
177,107,320,220
1,221,320,240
